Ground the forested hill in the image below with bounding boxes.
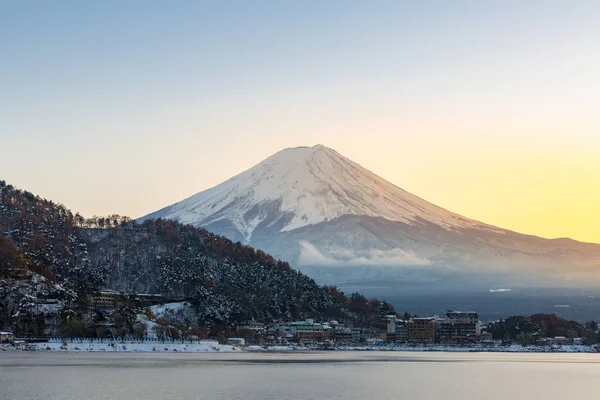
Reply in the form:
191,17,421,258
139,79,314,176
82,220,351,324
0,180,394,330
0,180,100,291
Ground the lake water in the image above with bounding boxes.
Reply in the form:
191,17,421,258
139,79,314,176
1,351,599,399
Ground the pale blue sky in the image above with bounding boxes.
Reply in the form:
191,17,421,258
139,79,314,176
1,1,600,241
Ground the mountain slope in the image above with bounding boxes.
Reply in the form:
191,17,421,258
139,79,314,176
141,145,600,286
144,145,498,241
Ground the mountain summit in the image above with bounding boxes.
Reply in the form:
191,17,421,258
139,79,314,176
141,145,600,287
143,145,492,240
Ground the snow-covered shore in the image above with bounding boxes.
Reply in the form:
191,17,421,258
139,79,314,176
4,341,598,353
24,341,241,353
330,343,600,353
241,344,598,353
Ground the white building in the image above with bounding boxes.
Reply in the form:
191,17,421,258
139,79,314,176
227,337,246,346
0,331,13,343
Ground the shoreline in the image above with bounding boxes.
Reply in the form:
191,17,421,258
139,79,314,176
329,344,599,353
3,342,598,354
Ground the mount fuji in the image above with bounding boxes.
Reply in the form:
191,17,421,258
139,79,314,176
141,145,600,293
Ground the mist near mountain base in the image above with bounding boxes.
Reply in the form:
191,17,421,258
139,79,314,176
298,240,431,267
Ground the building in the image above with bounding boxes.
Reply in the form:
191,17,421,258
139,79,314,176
297,323,329,343
326,321,353,343
386,316,409,343
333,327,353,343
227,338,246,346
549,336,572,346
358,327,379,341
321,323,333,340
273,319,330,343
87,290,163,309
87,290,121,309
445,310,480,326
408,317,437,343
0,331,14,343
273,321,299,337
133,293,165,306
438,311,480,343
396,321,409,343
237,321,266,335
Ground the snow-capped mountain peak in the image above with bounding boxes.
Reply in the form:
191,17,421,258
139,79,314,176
142,144,490,242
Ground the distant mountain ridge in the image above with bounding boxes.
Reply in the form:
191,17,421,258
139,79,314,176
141,145,600,286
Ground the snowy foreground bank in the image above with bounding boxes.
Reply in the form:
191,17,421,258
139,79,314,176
26,342,241,353
5,342,598,353
332,344,600,353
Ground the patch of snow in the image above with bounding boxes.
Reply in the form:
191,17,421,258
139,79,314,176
29,340,241,353
150,302,188,316
136,315,159,339
246,345,266,352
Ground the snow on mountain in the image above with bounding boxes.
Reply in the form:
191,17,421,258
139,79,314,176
144,145,496,241
141,145,600,285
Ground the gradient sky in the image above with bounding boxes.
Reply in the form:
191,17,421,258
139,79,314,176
1,1,599,243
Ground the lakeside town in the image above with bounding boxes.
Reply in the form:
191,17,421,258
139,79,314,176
2,289,599,353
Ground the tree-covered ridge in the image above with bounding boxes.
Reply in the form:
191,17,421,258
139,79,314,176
83,219,352,325
487,313,600,345
1,179,395,334
0,180,100,291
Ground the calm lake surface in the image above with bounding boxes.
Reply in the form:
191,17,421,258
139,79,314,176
1,351,599,399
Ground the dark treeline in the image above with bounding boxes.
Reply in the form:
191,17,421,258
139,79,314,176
74,214,132,229
487,313,599,345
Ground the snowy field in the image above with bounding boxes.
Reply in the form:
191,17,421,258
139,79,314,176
332,344,599,353
27,341,241,353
